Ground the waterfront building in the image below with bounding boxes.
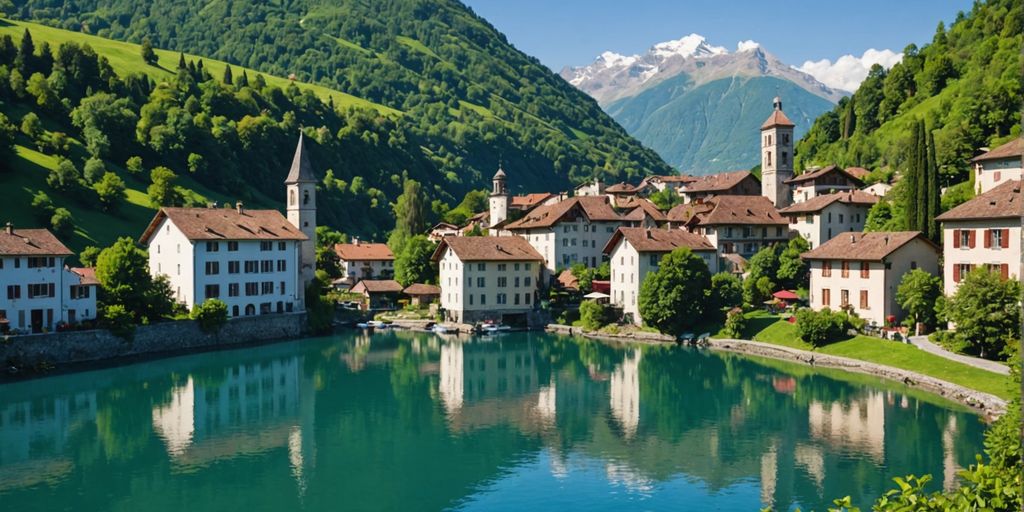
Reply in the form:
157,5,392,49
779,190,878,249
971,137,1022,194
668,195,790,271
785,165,865,204
433,236,543,325
285,133,318,295
0,224,92,333
801,231,939,326
403,283,441,307
350,279,403,310
681,170,761,204
603,227,717,325
935,179,1021,296
334,240,395,283
761,96,795,209
503,195,622,273
65,267,99,326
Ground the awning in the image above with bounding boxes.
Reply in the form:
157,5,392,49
583,292,611,300
772,290,800,300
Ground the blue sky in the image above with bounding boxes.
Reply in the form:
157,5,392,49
464,0,973,71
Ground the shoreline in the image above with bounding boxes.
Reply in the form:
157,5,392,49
545,324,1008,420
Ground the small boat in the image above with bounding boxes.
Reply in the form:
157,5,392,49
482,323,511,334
367,320,389,329
356,322,371,329
432,324,451,334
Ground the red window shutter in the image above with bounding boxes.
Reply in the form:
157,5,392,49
984,229,992,248
1001,229,1010,249
1001,264,1009,280
968,230,976,248
953,264,960,283
953,229,960,248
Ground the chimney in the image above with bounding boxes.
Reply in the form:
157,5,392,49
4,222,12,235
235,201,243,214
646,229,654,239
850,234,855,243
884,235,890,245
353,237,360,246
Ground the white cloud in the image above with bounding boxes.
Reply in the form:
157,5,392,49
797,49,903,92
737,40,760,52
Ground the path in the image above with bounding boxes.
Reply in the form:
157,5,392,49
908,335,1010,375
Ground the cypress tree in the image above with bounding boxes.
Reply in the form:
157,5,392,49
903,121,918,230
913,119,928,232
238,70,249,87
16,28,35,73
223,64,233,85
187,59,197,77
925,127,940,240
177,52,187,70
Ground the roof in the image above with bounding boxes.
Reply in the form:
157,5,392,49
784,165,863,186
761,109,795,129
493,168,507,179
668,195,788,226
0,227,72,256
779,190,879,215
334,242,394,261
504,196,620,230
69,267,100,285
935,179,1023,222
403,283,441,295
622,198,667,222
972,138,1024,163
285,132,316,183
430,222,460,231
431,235,543,262
557,269,579,290
801,231,936,262
650,174,698,184
351,279,403,294
844,167,872,180
605,182,638,193
139,208,307,245
684,170,758,194
603,227,715,255
511,193,554,209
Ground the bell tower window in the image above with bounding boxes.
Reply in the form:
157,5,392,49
303,190,310,205
289,189,296,206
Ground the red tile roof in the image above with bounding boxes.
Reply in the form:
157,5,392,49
504,196,620,230
69,267,100,285
784,165,864,186
605,182,638,193
668,195,787,226
0,227,72,256
403,283,441,295
557,269,579,290
972,138,1024,163
684,170,758,193
801,231,936,262
334,242,394,261
431,236,544,262
511,193,554,209
844,167,872,180
622,198,667,222
351,279,404,294
603,227,715,255
650,174,698,184
935,179,1023,221
761,109,795,129
140,207,307,245
779,190,879,215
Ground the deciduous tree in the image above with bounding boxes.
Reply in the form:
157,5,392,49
638,247,711,336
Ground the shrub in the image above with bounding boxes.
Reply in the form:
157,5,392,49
579,300,606,331
102,304,135,341
710,272,742,311
721,308,746,338
191,299,228,333
796,308,849,347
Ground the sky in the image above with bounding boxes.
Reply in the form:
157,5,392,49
463,0,974,90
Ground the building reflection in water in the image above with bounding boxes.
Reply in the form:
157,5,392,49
808,391,886,463
150,356,316,492
609,348,641,439
0,392,96,491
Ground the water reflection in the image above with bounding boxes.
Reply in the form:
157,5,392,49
0,331,988,511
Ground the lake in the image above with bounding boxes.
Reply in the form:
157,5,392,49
0,330,986,511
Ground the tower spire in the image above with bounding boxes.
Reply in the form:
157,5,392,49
285,131,316,184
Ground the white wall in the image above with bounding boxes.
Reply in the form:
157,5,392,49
515,218,618,274
438,247,540,323
975,159,1022,194
0,255,68,332
609,239,717,325
942,220,1021,296
340,258,394,281
788,202,871,249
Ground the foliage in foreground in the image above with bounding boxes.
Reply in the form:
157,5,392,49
191,299,228,333
637,247,711,336
795,308,861,347
941,267,1021,360
578,300,606,331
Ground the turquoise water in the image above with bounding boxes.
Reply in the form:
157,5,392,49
0,331,986,511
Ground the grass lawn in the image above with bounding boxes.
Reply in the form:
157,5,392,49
723,311,1014,400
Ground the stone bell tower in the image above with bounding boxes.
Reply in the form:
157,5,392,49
285,132,317,300
488,167,509,235
760,96,795,208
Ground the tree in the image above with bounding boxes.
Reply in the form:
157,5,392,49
93,171,126,211
30,189,54,222
20,111,42,142
191,299,228,333
83,156,105,183
187,152,205,174
15,28,35,74
389,178,427,250
896,269,942,332
649,186,683,210
96,237,175,323
721,308,746,338
579,300,606,331
222,64,233,85
637,247,712,336
796,308,848,347
125,156,144,175
943,267,1021,359
79,246,101,267
50,207,73,236
47,157,80,192
743,244,780,305
709,272,742,311
925,128,940,241
147,166,181,207
776,236,810,290
0,112,14,168
140,37,157,65
394,235,436,287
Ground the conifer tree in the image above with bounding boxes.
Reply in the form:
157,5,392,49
223,64,233,85
140,37,157,65
904,120,920,231
15,28,34,73
913,119,927,232
925,127,940,240
177,52,186,70
187,59,197,77
238,70,249,87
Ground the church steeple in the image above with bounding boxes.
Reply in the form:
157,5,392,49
286,132,317,302
285,132,317,184
760,96,795,208
489,166,509,235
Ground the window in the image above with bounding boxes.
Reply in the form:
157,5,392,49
776,227,783,237
27,257,54,268
7,285,20,300
840,261,850,278
840,289,849,307
279,282,286,294
497,277,507,288
525,263,532,271
953,263,974,283
725,227,733,238
205,261,220,275
524,277,532,287
958,230,972,248
477,277,485,288
782,151,788,165
205,284,220,298
514,294,520,305
497,293,507,305
229,261,240,274
261,282,273,295
27,283,55,298
278,242,286,251
477,263,485,271
12,258,18,268
228,241,239,251
260,241,273,251
989,229,1006,249
514,277,520,287
277,260,287,272
514,263,520,271
821,288,831,306
245,261,259,273
498,264,507,271
822,261,832,277
480,294,486,305
229,283,240,297
860,262,869,278
860,290,869,309
650,254,659,266
70,285,90,299
838,214,844,224
525,293,531,304
743,227,752,238
562,238,568,247
245,282,259,296
206,242,219,252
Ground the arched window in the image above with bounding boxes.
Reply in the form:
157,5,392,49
289,189,296,206
245,304,255,316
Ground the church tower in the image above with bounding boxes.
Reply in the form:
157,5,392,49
488,167,509,235
760,96,795,208
285,132,317,301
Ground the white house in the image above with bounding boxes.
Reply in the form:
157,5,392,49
779,190,878,249
603,227,717,325
66,267,99,326
140,205,307,317
785,165,865,204
0,224,96,333
802,231,940,326
972,137,1022,194
862,182,892,197
935,179,1021,296
669,195,791,272
333,240,395,283
432,235,543,325
504,195,623,273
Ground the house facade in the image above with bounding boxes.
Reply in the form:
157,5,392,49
504,196,622,273
779,190,878,249
785,165,864,204
972,137,1022,194
433,236,543,325
802,231,940,326
669,195,791,269
0,224,90,333
935,179,1021,296
604,228,717,325
681,170,761,204
334,241,395,282
140,205,307,317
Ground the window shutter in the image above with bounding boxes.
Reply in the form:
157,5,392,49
953,264,960,283
984,229,991,248
968,230,977,248
1001,264,1009,280
953,229,960,248
48,283,55,297
1001,229,1010,248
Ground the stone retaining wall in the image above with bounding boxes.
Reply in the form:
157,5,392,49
1,313,307,369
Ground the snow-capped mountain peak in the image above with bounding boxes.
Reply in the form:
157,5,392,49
650,33,727,60
597,51,638,69
736,40,761,52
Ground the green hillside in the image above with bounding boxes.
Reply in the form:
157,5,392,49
606,75,834,174
796,0,1021,184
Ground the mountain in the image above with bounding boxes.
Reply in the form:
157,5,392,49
0,0,674,253
562,35,844,174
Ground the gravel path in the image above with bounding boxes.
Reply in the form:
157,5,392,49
907,335,1010,375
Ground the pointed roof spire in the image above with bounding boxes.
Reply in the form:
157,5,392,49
761,95,794,130
285,131,316,184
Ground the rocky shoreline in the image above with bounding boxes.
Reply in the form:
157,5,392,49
544,324,1008,420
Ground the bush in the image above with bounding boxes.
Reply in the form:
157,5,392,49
795,308,849,347
721,308,746,338
305,274,334,334
102,304,135,341
710,272,742,311
579,300,606,331
191,299,228,333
